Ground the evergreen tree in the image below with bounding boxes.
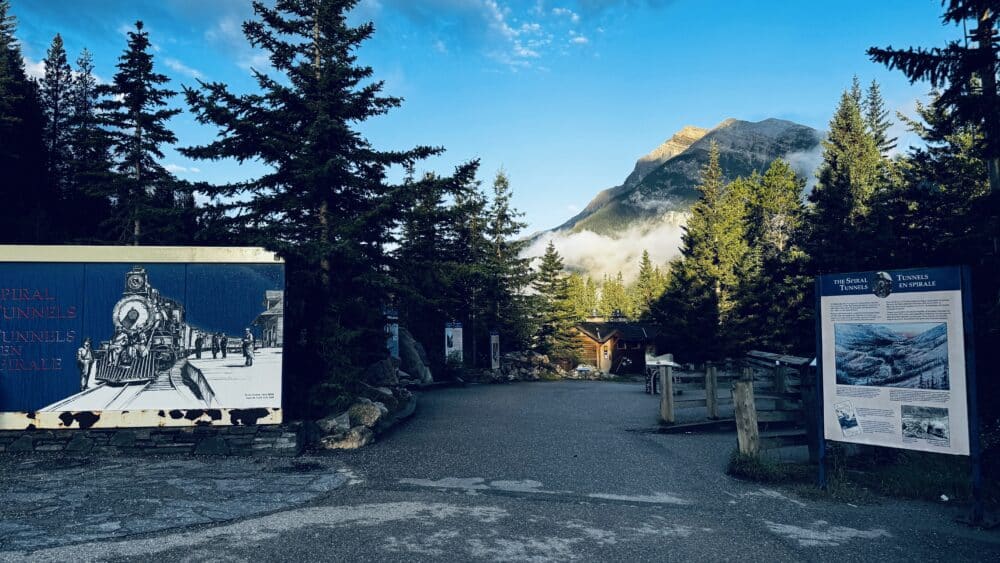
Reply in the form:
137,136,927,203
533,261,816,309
729,160,811,354
805,89,883,273
99,21,184,245
634,250,666,315
532,241,578,361
39,34,73,196
183,0,443,409
63,48,114,241
0,0,50,242
868,0,999,195
484,170,534,352
599,271,633,318
863,79,897,156
652,141,750,359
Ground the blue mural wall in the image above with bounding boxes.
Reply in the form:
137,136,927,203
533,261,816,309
0,263,284,412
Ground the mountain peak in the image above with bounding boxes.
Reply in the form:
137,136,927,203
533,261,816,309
624,125,709,187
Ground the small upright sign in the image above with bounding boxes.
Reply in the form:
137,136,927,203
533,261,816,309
490,331,500,370
385,308,399,360
817,267,973,456
445,322,463,363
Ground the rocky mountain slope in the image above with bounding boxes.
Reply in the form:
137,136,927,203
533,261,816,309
525,118,823,280
557,118,823,236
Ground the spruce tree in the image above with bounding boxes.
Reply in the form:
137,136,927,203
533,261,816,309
532,241,578,361
39,34,73,196
651,141,749,359
0,0,49,242
868,0,999,195
863,79,897,156
805,89,883,273
99,21,183,245
183,0,442,408
634,250,664,315
484,170,534,351
64,48,114,241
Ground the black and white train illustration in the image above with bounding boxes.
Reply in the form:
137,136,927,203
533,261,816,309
38,264,283,413
42,266,218,411
93,266,196,385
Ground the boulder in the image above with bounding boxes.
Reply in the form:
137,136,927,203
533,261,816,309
399,327,434,384
348,400,383,428
319,426,373,450
364,358,399,386
317,412,351,435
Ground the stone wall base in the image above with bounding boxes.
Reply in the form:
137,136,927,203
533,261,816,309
0,423,304,457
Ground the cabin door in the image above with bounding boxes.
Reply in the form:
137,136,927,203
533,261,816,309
599,344,611,373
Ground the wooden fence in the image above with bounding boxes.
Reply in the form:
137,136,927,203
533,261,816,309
732,350,817,459
649,350,818,460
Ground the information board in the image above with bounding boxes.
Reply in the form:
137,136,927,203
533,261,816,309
818,267,971,456
0,246,284,430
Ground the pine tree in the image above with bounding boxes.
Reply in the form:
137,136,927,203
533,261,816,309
99,21,184,245
0,0,50,242
599,272,633,318
532,241,578,361
863,79,897,156
183,1,443,409
39,34,73,196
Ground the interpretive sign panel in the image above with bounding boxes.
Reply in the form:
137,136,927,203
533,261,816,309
0,246,284,430
445,322,463,362
818,267,971,455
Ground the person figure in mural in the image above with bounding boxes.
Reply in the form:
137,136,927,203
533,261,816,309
77,338,94,390
194,332,204,359
109,328,128,364
220,333,228,358
211,333,220,359
242,328,255,367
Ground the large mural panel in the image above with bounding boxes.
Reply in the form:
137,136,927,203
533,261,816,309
0,247,284,429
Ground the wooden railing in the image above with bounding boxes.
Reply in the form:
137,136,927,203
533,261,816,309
733,350,816,459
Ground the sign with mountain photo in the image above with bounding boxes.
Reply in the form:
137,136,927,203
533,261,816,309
817,267,972,455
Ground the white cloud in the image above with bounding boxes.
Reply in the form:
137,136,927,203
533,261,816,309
784,144,825,193
570,35,589,44
552,7,581,23
21,56,44,80
523,212,688,281
164,163,201,174
163,57,203,79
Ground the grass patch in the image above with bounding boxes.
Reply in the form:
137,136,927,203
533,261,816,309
726,443,1000,509
726,450,812,484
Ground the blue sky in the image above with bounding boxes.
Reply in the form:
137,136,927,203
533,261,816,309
10,0,956,233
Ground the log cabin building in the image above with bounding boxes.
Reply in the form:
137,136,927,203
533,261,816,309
575,317,660,374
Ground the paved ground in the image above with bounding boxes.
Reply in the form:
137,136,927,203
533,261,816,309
2,381,999,561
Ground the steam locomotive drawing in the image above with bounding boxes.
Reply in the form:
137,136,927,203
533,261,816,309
92,266,197,385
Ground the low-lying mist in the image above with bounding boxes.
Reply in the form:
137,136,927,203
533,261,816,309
523,212,688,281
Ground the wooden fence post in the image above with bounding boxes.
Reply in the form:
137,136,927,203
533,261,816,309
733,367,759,456
659,364,675,424
773,362,787,411
705,363,718,419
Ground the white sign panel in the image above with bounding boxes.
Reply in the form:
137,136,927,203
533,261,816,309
490,332,500,370
445,322,463,362
818,267,970,456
